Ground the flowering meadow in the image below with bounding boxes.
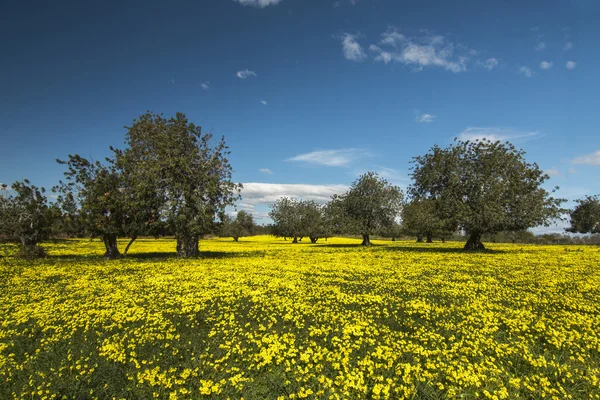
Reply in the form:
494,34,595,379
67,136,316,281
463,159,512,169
1,236,599,399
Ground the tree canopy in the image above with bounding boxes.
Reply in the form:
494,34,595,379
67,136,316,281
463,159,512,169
0,179,53,257
119,112,241,257
567,195,600,234
336,172,404,246
410,139,565,250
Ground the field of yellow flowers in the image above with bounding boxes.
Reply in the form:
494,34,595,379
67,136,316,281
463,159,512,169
1,236,599,399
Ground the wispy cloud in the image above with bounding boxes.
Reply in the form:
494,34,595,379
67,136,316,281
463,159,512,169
572,150,600,166
457,127,540,143
540,61,553,70
566,61,577,70
563,26,573,50
236,69,257,79
519,66,533,78
234,0,283,7
201,81,210,90
564,42,573,51
260,100,268,105
368,28,470,73
259,168,273,175
340,32,367,61
535,42,547,51
545,167,560,177
287,148,368,167
415,112,436,123
478,58,499,70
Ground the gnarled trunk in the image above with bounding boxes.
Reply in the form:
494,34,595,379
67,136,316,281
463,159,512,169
176,234,199,258
233,237,239,242
464,232,485,250
103,234,121,259
123,236,138,256
310,237,318,244
426,233,433,243
292,236,298,244
391,237,396,241
361,234,372,246
416,235,424,243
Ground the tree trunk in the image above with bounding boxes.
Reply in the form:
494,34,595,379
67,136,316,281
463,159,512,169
233,237,239,242
416,235,424,243
361,234,372,246
176,234,199,258
391,237,396,241
292,236,298,244
103,234,121,259
426,233,433,243
441,237,446,243
310,237,318,244
123,236,138,256
464,232,485,250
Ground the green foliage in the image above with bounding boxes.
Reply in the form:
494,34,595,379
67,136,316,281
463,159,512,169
402,198,456,242
268,198,327,243
567,195,600,234
0,179,53,256
410,139,565,249
220,210,255,241
335,172,404,245
119,112,241,257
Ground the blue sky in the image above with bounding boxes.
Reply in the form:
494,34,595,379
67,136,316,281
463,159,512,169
1,0,598,230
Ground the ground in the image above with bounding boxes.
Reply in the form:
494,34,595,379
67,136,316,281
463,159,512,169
1,236,599,399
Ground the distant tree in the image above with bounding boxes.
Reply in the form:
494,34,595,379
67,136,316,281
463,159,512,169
220,210,255,241
336,172,404,246
401,198,456,243
410,139,565,250
269,197,302,243
299,200,327,243
268,198,327,243
50,190,86,238
0,179,53,257
55,155,139,258
567,195,600,234
382,221,403,241
117,112,241,257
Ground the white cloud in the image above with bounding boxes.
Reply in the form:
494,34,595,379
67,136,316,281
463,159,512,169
240,182,348,206
201,81,210,90
259,168,273,175
566,61,577,70
415,112,436,123
236,69,257,79
572,150,600,166
260,100,268,105
287,148,368,167
458,127,540,143
564,41,573,50
479,58,499,70
340,33,367,61
535,42,547,51
568,167,576,175
540,61,553,70
234,0,283,7
519,66,533,78
544,167,560,177
369,28,470,73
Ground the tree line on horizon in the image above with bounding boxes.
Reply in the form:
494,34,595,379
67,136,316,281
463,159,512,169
1,111,599,259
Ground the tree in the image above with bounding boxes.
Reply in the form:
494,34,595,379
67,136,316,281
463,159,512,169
118,112,241,257
0,180,53,257
567,195,600,234
401,198,456,243
268,198,327,243
410,139,565,250
55,154,145,259
220,210,255,241
336,172,404,246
